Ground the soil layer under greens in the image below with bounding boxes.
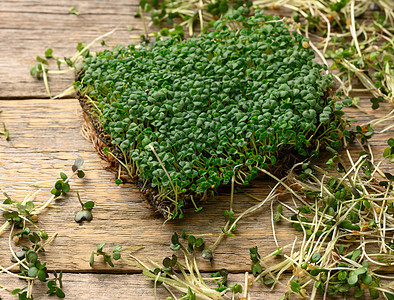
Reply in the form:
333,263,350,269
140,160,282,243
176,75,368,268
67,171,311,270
76,9,348,219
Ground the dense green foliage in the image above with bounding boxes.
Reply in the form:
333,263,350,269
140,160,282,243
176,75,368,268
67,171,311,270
76,9,348,218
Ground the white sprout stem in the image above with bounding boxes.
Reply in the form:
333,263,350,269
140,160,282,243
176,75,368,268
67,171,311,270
162,283,179,300
33,170,78,213
360,238,394,266
270,199,279,249
53,85,75,99
0,221,10,236
366,109,394,128
318,11,330,54
0,283,13,293
198,0,204,30
27,279,34,298
149,144,178,206
154,271,160,300
71,28,117,63
350,0,362,58
0,263,33,280
9,224,29,270
85,95,103,115
380,123,394,133
377,184,391,253
337,154,367,187
341,59,382,97
227,181,280,232
243,272,249,299
41,64,51,98
47,69,75,75
258,166,306,203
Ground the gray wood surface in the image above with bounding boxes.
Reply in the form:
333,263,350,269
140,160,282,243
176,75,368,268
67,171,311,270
0,273,291,299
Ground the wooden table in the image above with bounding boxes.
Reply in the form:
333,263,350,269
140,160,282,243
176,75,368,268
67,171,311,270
0,1,392,299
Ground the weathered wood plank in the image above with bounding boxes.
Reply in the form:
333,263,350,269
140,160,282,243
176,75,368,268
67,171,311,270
1,0,138,14
0,272,291,300
1,272,387,299
0,0,146,99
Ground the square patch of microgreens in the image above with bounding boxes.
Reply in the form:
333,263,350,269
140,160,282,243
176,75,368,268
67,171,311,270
0,158,87,299
75,8,350,219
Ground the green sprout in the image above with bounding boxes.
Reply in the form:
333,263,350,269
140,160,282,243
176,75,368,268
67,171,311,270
69,6,79,15
383,138,394,162
0,120,9,140
89,243,144,267
51,157,85,198
74,191,95,223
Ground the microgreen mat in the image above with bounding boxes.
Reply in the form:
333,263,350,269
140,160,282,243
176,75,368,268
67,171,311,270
76,9,349,219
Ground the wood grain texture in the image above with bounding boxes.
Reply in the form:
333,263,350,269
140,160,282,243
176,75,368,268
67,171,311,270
0,272,385,299
0,273,291,300
0,0,146,99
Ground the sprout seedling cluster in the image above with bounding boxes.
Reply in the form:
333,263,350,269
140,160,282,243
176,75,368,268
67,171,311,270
77,9,349,219
245,140,394,299
91,232,247,299
0,158,86,299
139,0,253,36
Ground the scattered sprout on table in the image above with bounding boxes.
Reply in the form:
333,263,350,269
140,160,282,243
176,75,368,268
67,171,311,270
0,120,9,141
91,233,249,299
74,191,95,223
69,6,79,15
244,139,394,299
0,158,86,299
89,243,144,267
